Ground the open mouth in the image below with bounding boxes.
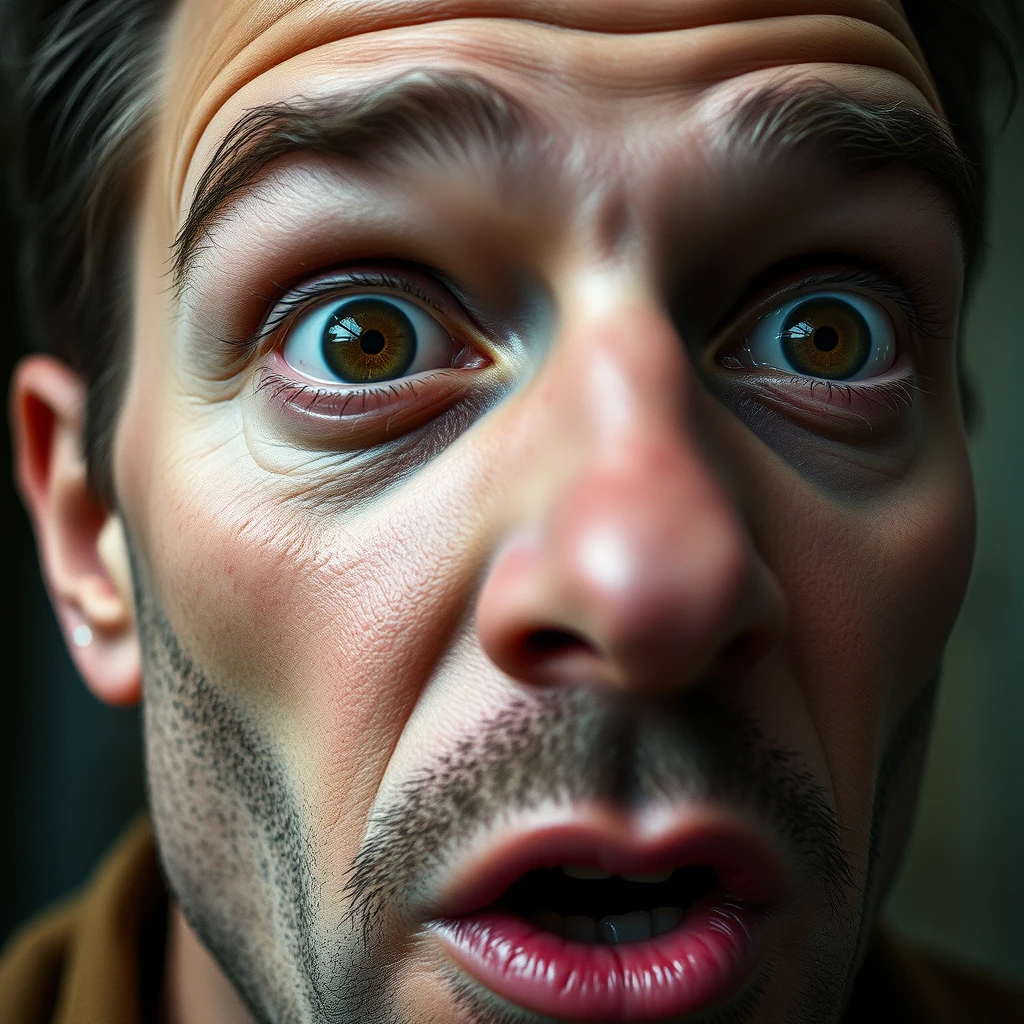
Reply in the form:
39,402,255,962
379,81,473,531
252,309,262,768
430,814,785,1021
501,862,720,944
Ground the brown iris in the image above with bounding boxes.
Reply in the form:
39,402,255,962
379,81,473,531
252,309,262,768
781,297,871,380
321,298,417,383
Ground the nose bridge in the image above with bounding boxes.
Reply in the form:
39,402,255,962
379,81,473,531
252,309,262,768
554,300,694,467
475,300,782,693
545,332,749,659
531,299,732,552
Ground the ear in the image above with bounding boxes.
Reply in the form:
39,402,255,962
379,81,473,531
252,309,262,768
10,355,140,706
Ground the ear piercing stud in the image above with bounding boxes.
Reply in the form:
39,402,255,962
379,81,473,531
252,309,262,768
72,624,93,648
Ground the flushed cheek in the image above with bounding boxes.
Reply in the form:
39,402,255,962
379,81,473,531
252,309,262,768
158,476,494,849
293,512,500,852
138,475,348,706
124,447,409,757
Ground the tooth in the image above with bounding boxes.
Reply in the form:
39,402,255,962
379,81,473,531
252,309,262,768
563,916,598,944
530,911,563,936
622,870,673,884
651,906,684,936
600,912,652,944
563,865,612,880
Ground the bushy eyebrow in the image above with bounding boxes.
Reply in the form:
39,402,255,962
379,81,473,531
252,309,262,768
172,71,979,293
172,71,534,291
724,82,979,259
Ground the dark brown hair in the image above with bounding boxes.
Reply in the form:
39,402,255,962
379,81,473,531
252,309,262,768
2,0,1020,502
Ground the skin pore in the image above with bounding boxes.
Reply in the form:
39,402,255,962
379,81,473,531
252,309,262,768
12,1,978,1022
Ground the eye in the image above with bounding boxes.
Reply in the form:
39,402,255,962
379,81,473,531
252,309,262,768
739,291,897,382
282,293,457,385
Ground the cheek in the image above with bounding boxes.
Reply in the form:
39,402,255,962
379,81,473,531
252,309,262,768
121,425,500,858
873,465,975,684
763,436,974,835
824,445,974,701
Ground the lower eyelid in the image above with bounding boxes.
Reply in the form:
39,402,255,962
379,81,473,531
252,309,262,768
251,360,495,451
721,357,922,438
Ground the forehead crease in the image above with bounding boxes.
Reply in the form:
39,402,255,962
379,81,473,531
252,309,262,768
171,0,917,88
167,0,933,217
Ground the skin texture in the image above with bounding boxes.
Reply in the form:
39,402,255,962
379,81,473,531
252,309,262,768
11,1,977,1022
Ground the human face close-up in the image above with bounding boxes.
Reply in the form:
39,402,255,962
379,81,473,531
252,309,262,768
108,1,976,1021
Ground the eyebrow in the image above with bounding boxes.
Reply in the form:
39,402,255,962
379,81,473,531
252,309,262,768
172,71,533,290
172,71,979,292
723,81,979,259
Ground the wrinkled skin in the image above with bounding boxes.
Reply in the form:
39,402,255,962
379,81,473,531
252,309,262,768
22,1,979,1022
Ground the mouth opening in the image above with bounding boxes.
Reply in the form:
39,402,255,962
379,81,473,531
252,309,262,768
498,864,720,945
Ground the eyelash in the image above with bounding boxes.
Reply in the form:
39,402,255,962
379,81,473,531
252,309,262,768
235,263,939,357
235,259,939,433
222,269,450,362
700,261,947,426
781,372,927,412
253,369,447,415
735,264,949,343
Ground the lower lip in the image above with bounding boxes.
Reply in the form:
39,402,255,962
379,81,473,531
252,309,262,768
433,896,771,1021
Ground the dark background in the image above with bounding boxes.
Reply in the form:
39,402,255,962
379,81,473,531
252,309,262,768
1,58,1022,985
0,85,146,948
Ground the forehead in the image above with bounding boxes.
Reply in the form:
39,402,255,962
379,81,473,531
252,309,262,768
159,0,936,218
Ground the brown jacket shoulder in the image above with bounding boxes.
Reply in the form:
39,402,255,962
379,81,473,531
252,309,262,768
0,818,166,1024
846,928,1024,1023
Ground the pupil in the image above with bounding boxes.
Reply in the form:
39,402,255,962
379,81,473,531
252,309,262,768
781,297,871,380
814,325,839,352
360,329,386,355
320,297,417,383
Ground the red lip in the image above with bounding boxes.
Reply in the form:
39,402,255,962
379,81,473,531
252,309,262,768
428,805,787,1021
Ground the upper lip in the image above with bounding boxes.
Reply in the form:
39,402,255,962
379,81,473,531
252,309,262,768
429,802,791,921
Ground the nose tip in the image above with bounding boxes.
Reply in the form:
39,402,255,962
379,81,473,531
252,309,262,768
476,537,616,689
475,455,785,696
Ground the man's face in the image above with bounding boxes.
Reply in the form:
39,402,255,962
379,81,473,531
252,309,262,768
114,1,975,1021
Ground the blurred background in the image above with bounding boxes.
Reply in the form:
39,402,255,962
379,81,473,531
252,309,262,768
1,38,1023,989
880,77,1024,982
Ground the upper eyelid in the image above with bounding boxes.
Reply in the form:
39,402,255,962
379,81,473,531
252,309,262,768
219,269,465,361
223,263,951,367
708,265,951,353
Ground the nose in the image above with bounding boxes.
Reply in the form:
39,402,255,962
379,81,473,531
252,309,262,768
475,305,785,696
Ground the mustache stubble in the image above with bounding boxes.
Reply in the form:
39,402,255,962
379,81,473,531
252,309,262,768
137,568,859,1024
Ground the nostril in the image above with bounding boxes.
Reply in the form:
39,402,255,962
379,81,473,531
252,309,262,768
716,629,769,677
720,632,751,664
522,629,592,659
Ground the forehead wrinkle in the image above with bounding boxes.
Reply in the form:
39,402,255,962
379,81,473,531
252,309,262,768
164,0,933,222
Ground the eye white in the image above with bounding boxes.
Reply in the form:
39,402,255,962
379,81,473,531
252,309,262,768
743,290,897,382
281,292,455,384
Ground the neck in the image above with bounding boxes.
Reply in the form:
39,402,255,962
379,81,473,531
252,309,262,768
161,903,256,1024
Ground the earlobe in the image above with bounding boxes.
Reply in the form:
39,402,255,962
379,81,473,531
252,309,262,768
10,355,141,706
